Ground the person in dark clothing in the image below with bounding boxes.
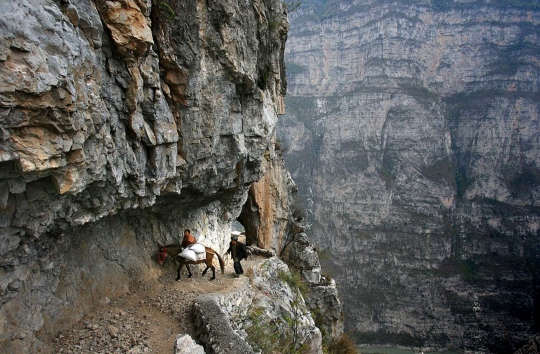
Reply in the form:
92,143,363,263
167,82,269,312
226,233,248,276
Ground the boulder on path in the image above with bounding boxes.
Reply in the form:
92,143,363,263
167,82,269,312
175,334,205,354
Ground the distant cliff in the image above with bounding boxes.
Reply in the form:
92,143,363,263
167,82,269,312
0,0,318,352
279,0,540,352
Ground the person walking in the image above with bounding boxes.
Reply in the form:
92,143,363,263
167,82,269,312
226,233,248,276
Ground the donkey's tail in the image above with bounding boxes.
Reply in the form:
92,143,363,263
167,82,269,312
215,251,225,274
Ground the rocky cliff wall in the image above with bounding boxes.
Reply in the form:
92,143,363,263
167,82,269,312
239,141,297,250
279,0,540,352
0,0,291,352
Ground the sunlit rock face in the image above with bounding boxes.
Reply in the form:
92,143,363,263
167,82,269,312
239,143,297,251
279,0,540,352
0,0,288,352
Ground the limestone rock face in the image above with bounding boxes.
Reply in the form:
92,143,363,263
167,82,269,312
283,231,322,284
281,228,344,341
305,279,344,340
193,256,340,354
233,140,344,346
0,0,288,352
247,257,323,354
279,0,540,352
239,143,297,250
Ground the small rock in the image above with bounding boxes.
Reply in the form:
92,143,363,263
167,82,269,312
108,325,119,337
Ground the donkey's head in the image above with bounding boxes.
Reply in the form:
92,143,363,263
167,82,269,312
157,244,168,265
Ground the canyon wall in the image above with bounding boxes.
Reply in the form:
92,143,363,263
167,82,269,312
0,0,292,352
279,0,540,352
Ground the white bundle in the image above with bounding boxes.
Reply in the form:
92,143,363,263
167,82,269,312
179,248,197,261
189,243,206,254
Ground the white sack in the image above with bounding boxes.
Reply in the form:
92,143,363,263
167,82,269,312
189,243,205,254
179,249,197,261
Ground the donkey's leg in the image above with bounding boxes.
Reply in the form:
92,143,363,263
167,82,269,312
202,253,211,277
186,264,193,278
210,266,216,281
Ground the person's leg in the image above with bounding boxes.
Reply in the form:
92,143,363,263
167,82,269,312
233,261,241,275
239,262,244,274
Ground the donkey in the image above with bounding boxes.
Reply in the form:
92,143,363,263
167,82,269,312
157,244,225,281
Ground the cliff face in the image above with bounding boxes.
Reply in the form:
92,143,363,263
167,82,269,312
239,142,297,251
0,0,290,352
279,0,540,352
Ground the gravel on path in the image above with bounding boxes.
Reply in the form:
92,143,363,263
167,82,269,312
51,254,263,353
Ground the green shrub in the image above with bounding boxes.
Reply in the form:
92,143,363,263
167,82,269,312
268,21,279,31
278,269,308,296
245,306,310,354
258,64,273,90
323,333,361,354
153,0,175,18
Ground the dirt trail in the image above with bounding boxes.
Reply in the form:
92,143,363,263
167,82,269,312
52,254,263,354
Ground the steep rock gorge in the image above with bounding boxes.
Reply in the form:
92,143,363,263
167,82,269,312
0,0,314,352
279,0,540,352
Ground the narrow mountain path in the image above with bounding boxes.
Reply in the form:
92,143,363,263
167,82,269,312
52,254,265,354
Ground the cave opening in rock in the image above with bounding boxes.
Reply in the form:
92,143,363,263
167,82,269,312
231,220,245,234
237,186,260,247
